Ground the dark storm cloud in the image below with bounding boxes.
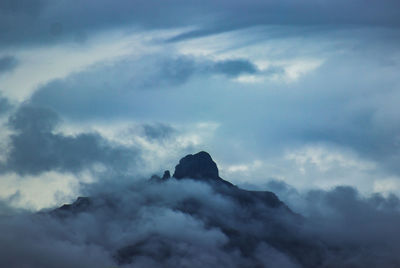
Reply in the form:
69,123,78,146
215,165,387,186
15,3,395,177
1,105,140,175
1,0,400,47
0,56,18,74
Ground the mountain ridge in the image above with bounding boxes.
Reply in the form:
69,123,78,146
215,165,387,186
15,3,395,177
52,151,319,267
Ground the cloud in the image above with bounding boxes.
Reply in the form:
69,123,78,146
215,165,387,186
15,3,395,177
211,59,258,77
0,0,194,48
268,180,400,267
2,0,400,48
0,105,212,210
1,3,400,266
167,0,400,42
1,105,140,175
0,177,302,268
21,29,400,185
28,55,258,119
0,171,86,210
1,169,400,267
27,39,400,182
0,96,12,114
293,82,400,175
142,123,176,141
0,56,18,74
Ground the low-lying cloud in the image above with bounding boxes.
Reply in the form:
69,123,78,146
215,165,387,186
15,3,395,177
1,175,400,268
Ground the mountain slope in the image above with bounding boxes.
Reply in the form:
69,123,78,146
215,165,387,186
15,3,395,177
51,151,327,267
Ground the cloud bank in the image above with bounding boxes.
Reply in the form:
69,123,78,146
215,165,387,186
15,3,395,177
1,170,400,268
1,105,140,175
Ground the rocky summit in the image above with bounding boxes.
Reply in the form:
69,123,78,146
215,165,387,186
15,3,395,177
173,151,220,180
171,151,235,188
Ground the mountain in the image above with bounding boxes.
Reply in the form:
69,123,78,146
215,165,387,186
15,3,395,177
54,151,287,215
52,151,323,267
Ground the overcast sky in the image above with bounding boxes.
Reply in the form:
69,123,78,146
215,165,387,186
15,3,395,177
1,0,400,209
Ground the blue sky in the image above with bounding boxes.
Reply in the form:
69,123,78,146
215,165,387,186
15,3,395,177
1,0,400,209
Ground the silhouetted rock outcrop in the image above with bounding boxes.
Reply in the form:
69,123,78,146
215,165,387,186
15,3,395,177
173,151,235,188
173,151,219,180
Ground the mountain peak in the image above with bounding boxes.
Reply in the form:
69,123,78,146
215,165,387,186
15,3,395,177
173,151,219,180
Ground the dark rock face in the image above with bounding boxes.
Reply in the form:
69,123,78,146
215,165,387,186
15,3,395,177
173,151,219,180
59,196,91,212
51,196,92,217
172,151,235,188
162,170,171,180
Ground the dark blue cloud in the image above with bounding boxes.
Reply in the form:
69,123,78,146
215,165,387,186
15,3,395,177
143,123,176,141
1,0,400,47
0,56,18,73
2,105,140,175
29,55,258,120
0,96,12,114
211,59,258,77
